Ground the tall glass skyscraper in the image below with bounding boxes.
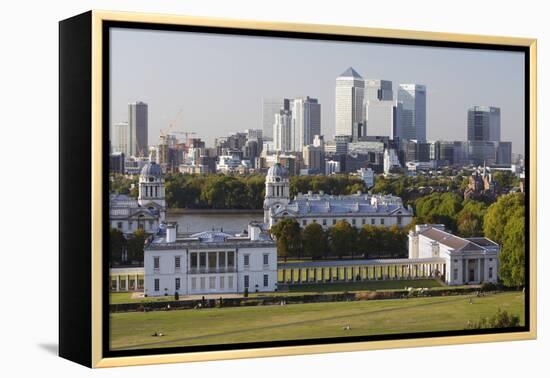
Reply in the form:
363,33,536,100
335,67,365,137
467,106,501,142
397,84,426,141
128,101,148,157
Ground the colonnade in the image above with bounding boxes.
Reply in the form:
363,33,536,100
278,262,446,284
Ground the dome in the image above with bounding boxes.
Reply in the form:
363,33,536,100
267,163,288,179
140,162,163,178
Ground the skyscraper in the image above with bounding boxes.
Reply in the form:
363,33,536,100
273,109,293,152
291,96,321,152
128,101,148,157
467,106,501,142
262,98,291,140
335,67,365,137
364,79,393,102
397,84,426,141
111,121,130,156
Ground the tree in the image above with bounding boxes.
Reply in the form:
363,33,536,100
415,192,463,232
499,207,525,287
302,223,327,260
483,193,525,287
358,224,377,258
492,171,517,191
109,228,126,265
269,219,301,261
483,193,524,245
127,229,148,263
328,220,357,259
456,200,487,237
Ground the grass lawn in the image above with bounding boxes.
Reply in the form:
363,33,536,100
110,291,524,350
286,279,445,293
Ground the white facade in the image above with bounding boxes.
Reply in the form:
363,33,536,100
273,109,293,152
264,163,413,229
383,148,401,174
335,67,365,136
217,154,242,172
408,225,500,285
325,160,341,175
144,224,277,296
110,162,165,234
111,122,130,156
291,97,321,152
365,99,398,138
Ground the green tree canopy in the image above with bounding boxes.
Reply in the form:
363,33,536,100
456,200,487,237
499,207,526,287
483,193,524,245
302,222,328,259
269,219,301,262
328,220,357,258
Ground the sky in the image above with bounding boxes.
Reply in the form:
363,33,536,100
110,27,525,154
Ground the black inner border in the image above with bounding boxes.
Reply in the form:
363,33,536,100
102,20,531,359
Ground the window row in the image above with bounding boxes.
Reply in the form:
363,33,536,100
300,217,392,227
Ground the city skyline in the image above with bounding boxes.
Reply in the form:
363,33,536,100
110,28,525,154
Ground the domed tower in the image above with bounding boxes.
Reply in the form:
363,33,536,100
138,162,166,221
264,162,290,225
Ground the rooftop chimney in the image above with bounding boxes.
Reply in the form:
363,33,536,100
166,223,177,243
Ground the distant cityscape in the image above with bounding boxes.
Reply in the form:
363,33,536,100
110,66,523,184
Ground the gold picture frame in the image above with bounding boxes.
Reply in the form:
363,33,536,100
59,10,537,368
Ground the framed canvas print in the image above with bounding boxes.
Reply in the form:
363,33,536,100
59,10,537,368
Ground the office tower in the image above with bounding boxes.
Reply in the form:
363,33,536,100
467,106,501,142
128,101,148,157
291,96,321,152
273,109,293,152
302,144,323,172
335,67,365,136
397,84,426,141
364,79,393,102
111,121,130,156
262,98,291,140
365,100,399,138
335,135,352,155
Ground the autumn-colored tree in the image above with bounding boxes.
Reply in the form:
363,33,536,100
269,218,301,262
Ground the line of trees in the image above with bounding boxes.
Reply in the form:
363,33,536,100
109,228,147,266
270,219,408,261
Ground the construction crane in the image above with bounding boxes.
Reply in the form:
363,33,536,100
160,108,184,138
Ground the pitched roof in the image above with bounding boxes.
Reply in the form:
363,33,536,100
418,227,483,251
339,67,363,79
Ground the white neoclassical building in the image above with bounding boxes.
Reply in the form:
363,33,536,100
109,162,166,235
408,224,500,285
263,162,413,229
143,222,277,297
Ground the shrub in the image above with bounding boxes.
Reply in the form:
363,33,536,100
480,282,497,292
244,288,249,297
174,292,179,301
467,308,521,329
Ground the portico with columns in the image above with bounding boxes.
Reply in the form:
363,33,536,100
278,257,446,284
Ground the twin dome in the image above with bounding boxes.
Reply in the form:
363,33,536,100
267,163,288,179
140,162,163,178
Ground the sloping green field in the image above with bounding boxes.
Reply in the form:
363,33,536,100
110,291,524,350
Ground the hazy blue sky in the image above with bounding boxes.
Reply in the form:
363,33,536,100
110,28,525,154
